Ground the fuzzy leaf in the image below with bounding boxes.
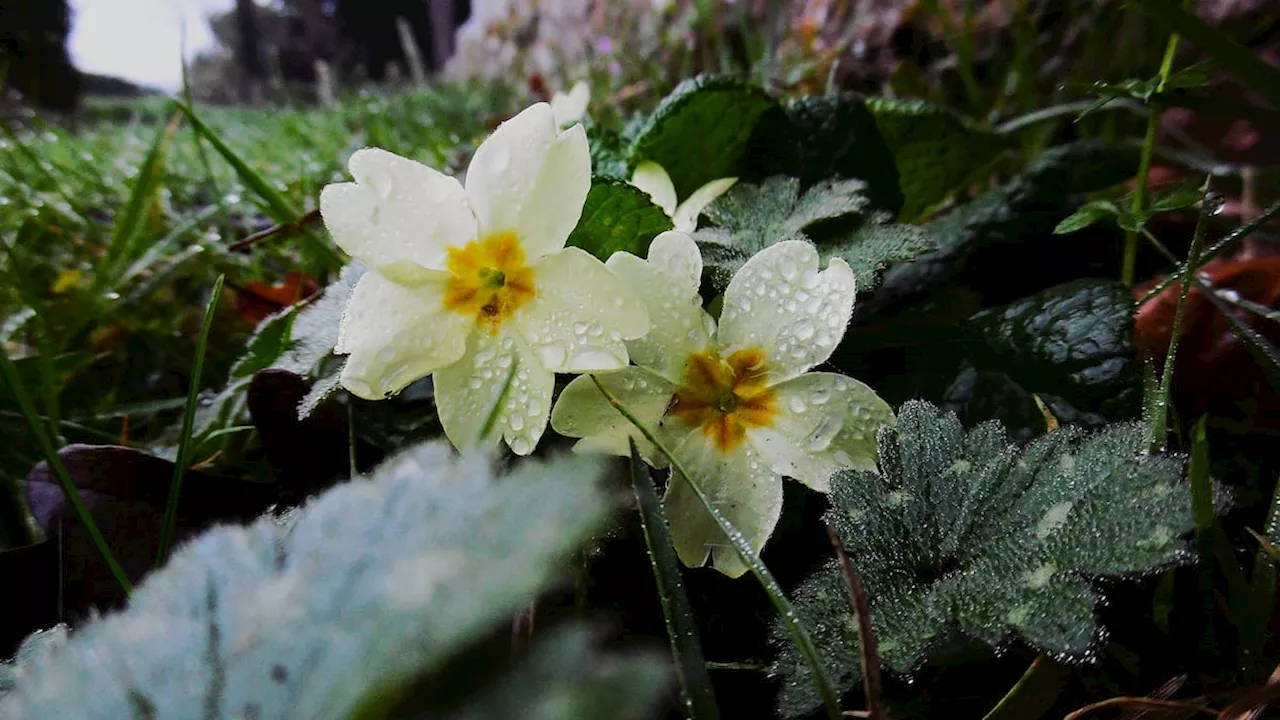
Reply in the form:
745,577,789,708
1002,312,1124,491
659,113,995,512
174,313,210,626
0,443,620,719
773,401,1199,718
275,261,364,376
229,306,297,379
864,98,1003,221
694,176,934,294
566,179,674,260
743,94,904,215
627,75,775,199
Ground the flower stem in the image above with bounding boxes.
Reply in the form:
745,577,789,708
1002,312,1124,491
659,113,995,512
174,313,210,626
589,375,843,720
824,519,886,720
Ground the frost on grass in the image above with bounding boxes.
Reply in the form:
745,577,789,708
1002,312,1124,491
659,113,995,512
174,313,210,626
773,400,1205,718
0,442,642,720
693,175,934,296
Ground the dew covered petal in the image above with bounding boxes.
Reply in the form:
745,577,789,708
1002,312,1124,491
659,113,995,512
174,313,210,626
630,161,678,217
605,231,713,382
717,240,856,382
336,270,470,400
516,247,649,373
465,103,591,261
551,81,591,127
434,327,554,456
748,372,895,493
662,436,783,578
549,367,688,468
320,148,477,281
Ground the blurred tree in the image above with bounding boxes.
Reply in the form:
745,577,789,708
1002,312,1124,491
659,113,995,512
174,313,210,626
0,0,80,113
234,0,268,102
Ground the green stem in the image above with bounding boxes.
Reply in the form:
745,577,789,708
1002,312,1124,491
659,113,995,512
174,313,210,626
1147,180,1210,452
628,440,720,720
1122,3,1186,286
982,655,1071,720
589,375,842,720
156,274,224,567
0,346,132,594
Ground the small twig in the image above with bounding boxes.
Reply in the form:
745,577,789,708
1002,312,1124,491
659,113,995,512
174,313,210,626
229,208,323,253
825,518,888,720
1064,697,1216,720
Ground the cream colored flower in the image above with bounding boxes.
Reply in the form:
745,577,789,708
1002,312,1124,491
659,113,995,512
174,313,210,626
321,102,650,456
551,232,893,576
629,160,737,233
551,81,591,127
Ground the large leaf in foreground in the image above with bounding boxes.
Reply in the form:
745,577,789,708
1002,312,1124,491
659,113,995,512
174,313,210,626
0,443,632,719
773,401,1201,717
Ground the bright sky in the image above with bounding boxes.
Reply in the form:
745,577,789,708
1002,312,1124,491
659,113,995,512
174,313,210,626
68,0,265,92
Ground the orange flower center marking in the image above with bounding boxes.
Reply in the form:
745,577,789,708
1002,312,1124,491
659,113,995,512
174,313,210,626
443,231,536,332
669,348,778,452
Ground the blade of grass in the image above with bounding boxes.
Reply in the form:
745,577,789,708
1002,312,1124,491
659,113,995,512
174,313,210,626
1147,179,1211,451
1192,276,1280,394
1189,416,1252,644
0,344,132,594
982,655,1072,720
628,439,720,720
155,274,225,567
1139,200,1280,308
98,110,181,288
173,102,343,272
1247,475,1280,679
1128,0,1280,105
589,375,842,720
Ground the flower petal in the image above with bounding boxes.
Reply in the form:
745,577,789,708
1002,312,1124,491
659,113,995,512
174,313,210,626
434,326,554,456
550,367,687,468
672,176,737,232
747,372,894,493
336,270,471,399
605,231,713,382
629,161,678,217
716,240,856,381
662,436,783,578
320,148,477,281
516,247,649,373
551,81,591,126
465,103,591,261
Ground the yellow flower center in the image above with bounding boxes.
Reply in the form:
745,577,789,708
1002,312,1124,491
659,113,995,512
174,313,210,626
444,231,536,332
668,348,778,452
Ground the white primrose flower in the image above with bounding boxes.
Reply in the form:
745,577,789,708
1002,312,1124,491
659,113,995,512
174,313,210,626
629,160,737,233
550,232,893,577
550,81,591,127
320,102,650,456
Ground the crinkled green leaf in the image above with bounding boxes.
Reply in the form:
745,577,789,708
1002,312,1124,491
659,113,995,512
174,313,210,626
1053,200,1119,234
0,443,617,719
773,401,1200,718
946,279,1142,440
743,94,903,215
694,176,933,295
566,179,673,260
627,75,775,200
584,120,631,181
864,98,1003,221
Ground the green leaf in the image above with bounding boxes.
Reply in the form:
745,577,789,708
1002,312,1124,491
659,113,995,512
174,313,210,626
100,111,180,285
0,444,627,719
1053,200,1119,234
566,179,673,261
864,98,1004,220
743,94,904,215
1149,182,1206,213
773,401,1201,718
694,176,934,295
627,75,776,200
229,306,298,380
1129,0,1280,105
1116,211,1146,233
584,119,631,181
952,280,1142,439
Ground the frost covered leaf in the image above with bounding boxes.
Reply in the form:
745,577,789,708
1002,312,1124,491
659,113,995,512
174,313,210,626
744,94,904,216
627,75,775,199
864,98,1002,221
566,178,674,260
694,176,934,295
0,443,621,719
773,401,1199,717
